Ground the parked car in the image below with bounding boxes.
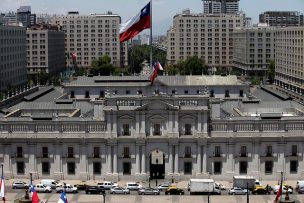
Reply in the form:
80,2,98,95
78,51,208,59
228,187,248,195
165,186,184,195
55,184,78,193
110,187,130,194
138,187,160,195
12,181,28,189
85,186,105,194
252,186,270,195
298,187,304,194
126,182,142,190
157,183,171,191
75,181,87,190
97,182,118,190
35,184,52,193
215,183,226,190
40,179,61,189
296,180,304,192
273,185,293,194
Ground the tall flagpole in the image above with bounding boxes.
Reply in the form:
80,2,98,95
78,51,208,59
150,0,153,71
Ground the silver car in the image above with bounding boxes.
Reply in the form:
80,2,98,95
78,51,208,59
110,187,130,194
228,187,248,195
138,187,160,195
157,183,171,191
35,184,52,193
12,181,28,189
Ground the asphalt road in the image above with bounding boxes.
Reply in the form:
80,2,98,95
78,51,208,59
6,187,304,203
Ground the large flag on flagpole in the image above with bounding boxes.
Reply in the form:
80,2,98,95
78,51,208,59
0,174,5,201
58,191,68,203
119,2,151,43
150,61,163,85
30,178,39,203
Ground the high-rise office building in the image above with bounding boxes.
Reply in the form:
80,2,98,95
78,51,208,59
53,11,124,68
0,25,27,91
233,25,275,77
26,25,65,77
167,9,244,69
17,6,36,27
203,0,240,14
3,12,17,26
259,11,304,27
275,27,304,102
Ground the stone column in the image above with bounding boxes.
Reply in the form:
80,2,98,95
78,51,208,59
113,145,118,174
174,112,179,133
112,112,117,136
197,145,202,174
3,144,12,178
28,144,36,174
174,145,179,174
107,146,112,174
168,145,173,174
197,112,202,133
141,146,146,174
135,145,140,174
136,112,140,134
106,113,112,135
79,144,88,181
54,143,63,180
169,112,173,133
278,143,285,173
202,114,208,133
202,145,207,173
140,113,145,135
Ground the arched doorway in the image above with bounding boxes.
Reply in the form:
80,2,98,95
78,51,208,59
149,149,165,179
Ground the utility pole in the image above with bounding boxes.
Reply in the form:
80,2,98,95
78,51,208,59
247,182,249,203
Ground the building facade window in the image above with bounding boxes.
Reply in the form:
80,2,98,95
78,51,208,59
153,124,161,135
42,162,50,174
290,160,298,173
70,91,75,98
123,124,130,136
184,162,192,174
67,147,74,158
185,146,191,158
214,162,222,174
93,147,100,158
85,91,90,98
123,147,130,158
215,146,221,157
240,146,247,157
265,161,273,174
210,90,214,97
185,124,192,135
17,147,23,158
100,91,104,98
292,145,297,156
17,162,24,174
123,162,131,174
239,161,248,174
266,146,272,157
239,90,244,97
67,162,75,174
93,162,101,174
225,90,230,98
42,147,48,158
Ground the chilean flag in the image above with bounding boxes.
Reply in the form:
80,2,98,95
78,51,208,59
0,174,5,201
30,182,39,203
150,61,163,85
120,2,151,43
58,192,68,203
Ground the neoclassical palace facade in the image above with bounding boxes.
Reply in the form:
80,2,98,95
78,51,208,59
0,75,303,181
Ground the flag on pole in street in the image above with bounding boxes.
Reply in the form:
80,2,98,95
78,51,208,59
30,180,39,203
274,181,283,203
0,174,5,201
119,2,151,43
150,61,163,85
57,192,68,203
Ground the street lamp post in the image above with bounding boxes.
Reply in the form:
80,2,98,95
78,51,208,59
101,191,106,203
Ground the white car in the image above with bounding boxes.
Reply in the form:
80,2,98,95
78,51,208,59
157,183,171,191
215,183,226,190
97,181,118,190
110,187,130,194
56,184,78,193
35,184,52,193
273,185,293,194
126,182,142,190
228,187,248,195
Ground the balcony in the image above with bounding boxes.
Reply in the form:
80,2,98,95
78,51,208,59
122,154,130,159
184,154,192,158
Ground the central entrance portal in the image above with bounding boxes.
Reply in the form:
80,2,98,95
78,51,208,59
150,149,165,179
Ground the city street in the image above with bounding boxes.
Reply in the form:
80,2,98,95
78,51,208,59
5,187,304,203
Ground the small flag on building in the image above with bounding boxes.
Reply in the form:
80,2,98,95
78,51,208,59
150,61,163,85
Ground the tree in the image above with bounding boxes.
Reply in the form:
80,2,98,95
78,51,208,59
176,56,208,75
128,45,166,74
251,76,261,85
267,60,275,84
90,55,114,76
166,65,179,75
